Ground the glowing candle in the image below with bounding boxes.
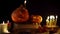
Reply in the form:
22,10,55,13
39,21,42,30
0,21,10,33
46,15,57,27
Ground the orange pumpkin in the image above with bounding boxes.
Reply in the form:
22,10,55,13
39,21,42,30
11,5,29,23
31,15,43,23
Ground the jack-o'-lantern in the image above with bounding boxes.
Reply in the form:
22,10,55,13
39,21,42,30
11,5,29,23
31,15,43,23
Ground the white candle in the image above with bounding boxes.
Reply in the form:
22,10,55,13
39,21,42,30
0,21,10,33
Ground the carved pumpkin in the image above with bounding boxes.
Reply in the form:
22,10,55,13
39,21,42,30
11,5,29,23
31,15,43,23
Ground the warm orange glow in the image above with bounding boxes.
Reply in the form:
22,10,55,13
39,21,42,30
11,5,29,23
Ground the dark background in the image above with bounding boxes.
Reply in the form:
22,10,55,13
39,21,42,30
0,0,60,26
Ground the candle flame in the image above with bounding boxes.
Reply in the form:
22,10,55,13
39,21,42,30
56,15,58,18
24,0,26,4
3,21,5,24
50,15,55,19
7,20,9,23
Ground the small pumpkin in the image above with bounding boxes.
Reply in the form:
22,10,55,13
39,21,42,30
31,15,43,23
